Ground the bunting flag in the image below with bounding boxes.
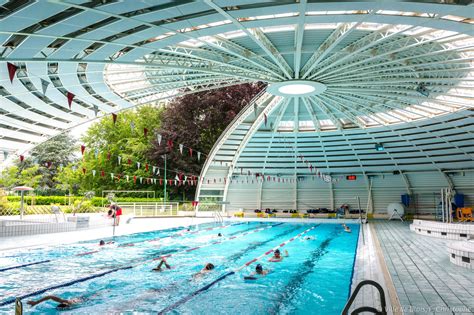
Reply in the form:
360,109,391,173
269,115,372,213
19,155,24,162
7,62,17,83
110,173,114,180
82,167,86,175
118,156,122,165
152,166,156,174
107,151,111,161
41,79,50,95
101,170,105,177
80,145,86,156
66,92,75,109
3,151,8,161
157,134,162,145
197,151,201,161
140,177,143,184
128,158,132,166
167,139,173,150
179,144,184,155
264,113,268,126
46,161,52,169
189,148,193,157
94,148,99,158
92,170,96,177
130,121,135,131
145,163,149,172
126,175,129,182
112,113,118,125
156,168,160,175
92,105,99,117
144,128,148,137
137,162,141,169
133,175,137,184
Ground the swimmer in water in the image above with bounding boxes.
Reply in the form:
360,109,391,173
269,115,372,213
244,264,270,280
268,249,288,262
342,224,352,233
304,236,315,241
217,233,222,237
152,258,172,272
27,296,82,309
99,240,114,246
192,263,215,278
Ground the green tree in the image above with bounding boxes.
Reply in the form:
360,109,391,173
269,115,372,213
78,105,164,192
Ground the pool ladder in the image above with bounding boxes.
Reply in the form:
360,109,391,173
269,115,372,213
213,211,223,223
342,280,387,315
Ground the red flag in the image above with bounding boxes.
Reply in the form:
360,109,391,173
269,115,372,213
145,163,149,172
112,113,117,125
82,167,86,175
167,139,173,151
80,145,86,156
159,178,163,185
117,174,121,181
189,148,193,157
144,128,148,137
66,92,74,109
19,155,24,162
7,62,17,83
46,161,52,168
101,170,105,177
133,176,137,184
128,158,132,165
107,151,111,161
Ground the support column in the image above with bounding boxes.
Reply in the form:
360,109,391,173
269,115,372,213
329,175,334,210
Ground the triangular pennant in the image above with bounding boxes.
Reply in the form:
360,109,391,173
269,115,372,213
92,170,96,177
101,170,105,177
137,162,141,169
112,113,117,125
82,167,86,175
80,145,86,156
197,151,201,161
107,151,111,161
157,134,162,145
145,163,149,172
7,62,17,83
179,144,184,155
3,151,7,161
167,139,173,151
110,173,114,179
140,177,143,184
128,158,132,165
144,128,148,137
94,148,99,158
130,121,135,131
118,156,122,165
264,113,268,127
41,79,50,95
126,175,129,182
93,105,99,117
189,148,193,157
66,92,75,110
152,166,157,174
133,176,137,184
19,155,24,162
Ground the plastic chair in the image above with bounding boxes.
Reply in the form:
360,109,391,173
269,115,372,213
457,207,473,222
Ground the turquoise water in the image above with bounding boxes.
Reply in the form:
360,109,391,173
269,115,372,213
0,221,359,314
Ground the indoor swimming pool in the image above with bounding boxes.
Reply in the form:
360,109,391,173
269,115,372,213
0,221,359,314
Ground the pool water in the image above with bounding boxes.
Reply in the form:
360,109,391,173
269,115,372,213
0,221,359,314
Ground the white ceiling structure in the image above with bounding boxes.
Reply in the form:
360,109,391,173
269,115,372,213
0,1,472,190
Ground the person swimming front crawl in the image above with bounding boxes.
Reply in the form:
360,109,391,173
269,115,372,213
342,224,352,233
192,263,215,278
152,258,172,272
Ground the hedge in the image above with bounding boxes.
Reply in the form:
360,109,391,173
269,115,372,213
6,196,163,207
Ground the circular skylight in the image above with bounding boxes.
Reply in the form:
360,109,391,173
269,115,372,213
268,81,327,97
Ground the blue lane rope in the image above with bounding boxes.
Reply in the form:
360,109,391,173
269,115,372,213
0,266,133,307
0,260,51,272
158,271,236,315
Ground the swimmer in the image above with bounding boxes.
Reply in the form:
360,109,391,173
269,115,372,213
99,240,114,246
342,224,352,233
193,263,215,278
268,249,288,262
244,264,270,280
152,259,171,272
217,233,222,237
27,296,82,309
304,236,315,241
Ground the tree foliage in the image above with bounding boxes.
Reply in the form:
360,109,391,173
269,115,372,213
77,105,163,192
149,82,264,200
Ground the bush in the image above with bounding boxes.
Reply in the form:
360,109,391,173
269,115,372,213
6,196,163,206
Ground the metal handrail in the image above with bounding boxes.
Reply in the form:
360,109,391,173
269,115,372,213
341,280,387,315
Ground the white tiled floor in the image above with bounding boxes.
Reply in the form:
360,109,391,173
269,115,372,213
0,217,213,253
375,221,474,315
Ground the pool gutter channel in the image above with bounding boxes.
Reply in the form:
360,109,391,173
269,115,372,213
0,222,281,307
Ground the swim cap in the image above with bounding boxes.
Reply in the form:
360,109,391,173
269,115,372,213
275,249,281,254
256,264,263,271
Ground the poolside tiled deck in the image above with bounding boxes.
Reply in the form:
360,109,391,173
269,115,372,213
374,221,474,315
